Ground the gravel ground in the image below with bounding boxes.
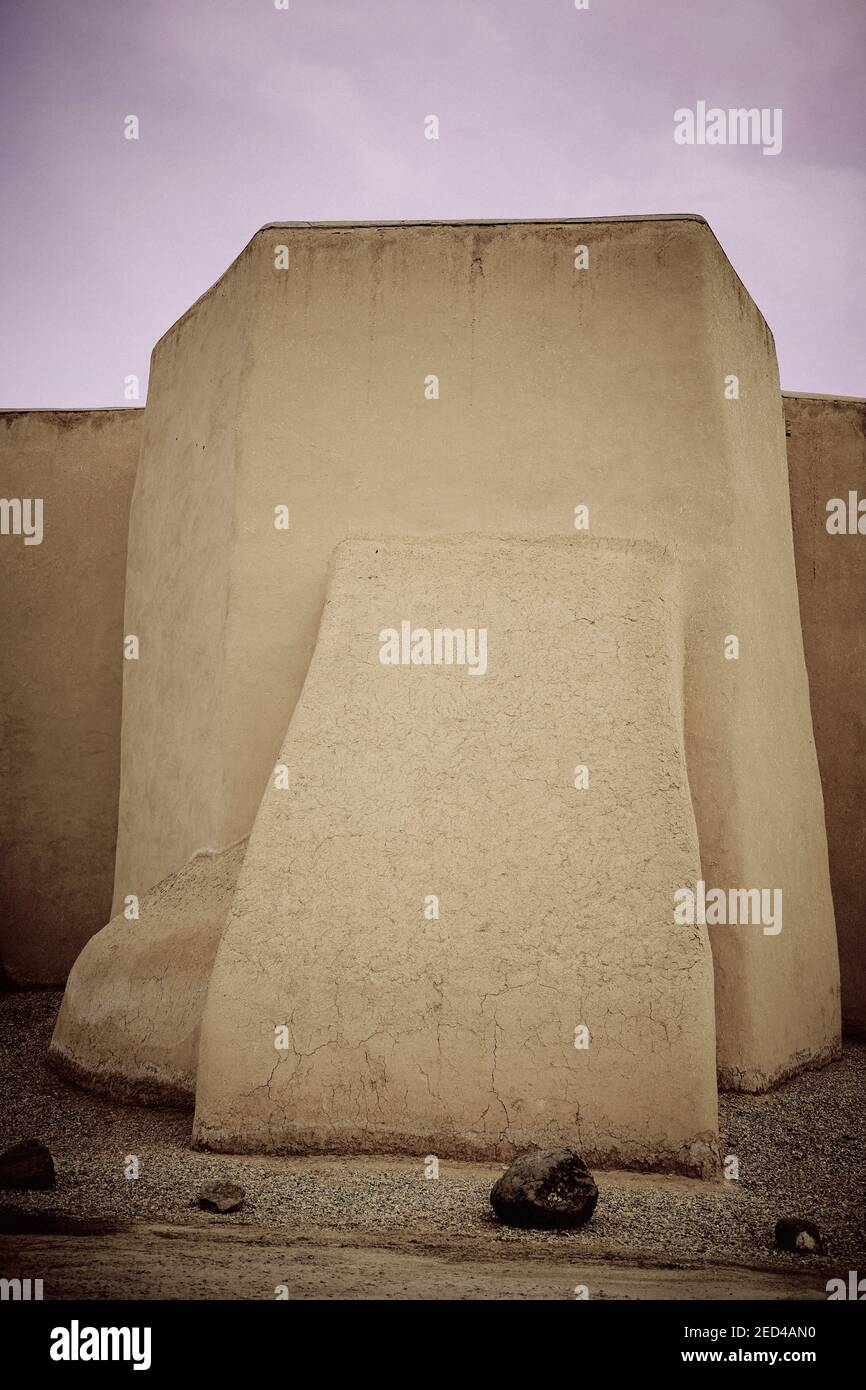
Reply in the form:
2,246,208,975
1,989,864,1273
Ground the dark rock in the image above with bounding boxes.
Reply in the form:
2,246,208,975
198,1181,245,1213
774,1217,824,1255
0,1139,56,1190
490,1148,598,1229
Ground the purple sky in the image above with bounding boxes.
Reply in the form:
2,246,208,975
1,0,863,405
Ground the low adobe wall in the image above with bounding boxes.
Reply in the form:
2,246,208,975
785,392,866,1035
0,408,141,983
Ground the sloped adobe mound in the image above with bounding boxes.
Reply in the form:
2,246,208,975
193,537,720,1175
49,843,245,1106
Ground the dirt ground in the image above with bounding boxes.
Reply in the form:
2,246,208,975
0,1215,835,1301
1,990,863,1300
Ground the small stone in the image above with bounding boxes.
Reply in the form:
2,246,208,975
198,1181,245,1213
775,1217,824,1255
490,1148,598,1229
0,1138,56,1190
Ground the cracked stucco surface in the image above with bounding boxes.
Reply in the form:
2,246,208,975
193,537,719,1174
48,842,245,1104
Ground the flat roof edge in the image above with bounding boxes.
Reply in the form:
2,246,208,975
783,391,866,405
258,214,710,231
0,407,143,417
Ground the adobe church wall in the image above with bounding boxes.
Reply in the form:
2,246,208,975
0,408,141,983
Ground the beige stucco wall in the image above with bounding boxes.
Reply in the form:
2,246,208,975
785,393,866,1036
193,537,720,1174
112,268,247,918
0,409,141,984
111,217,838,1093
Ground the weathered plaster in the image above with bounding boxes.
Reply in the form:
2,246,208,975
193,538,720,1174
